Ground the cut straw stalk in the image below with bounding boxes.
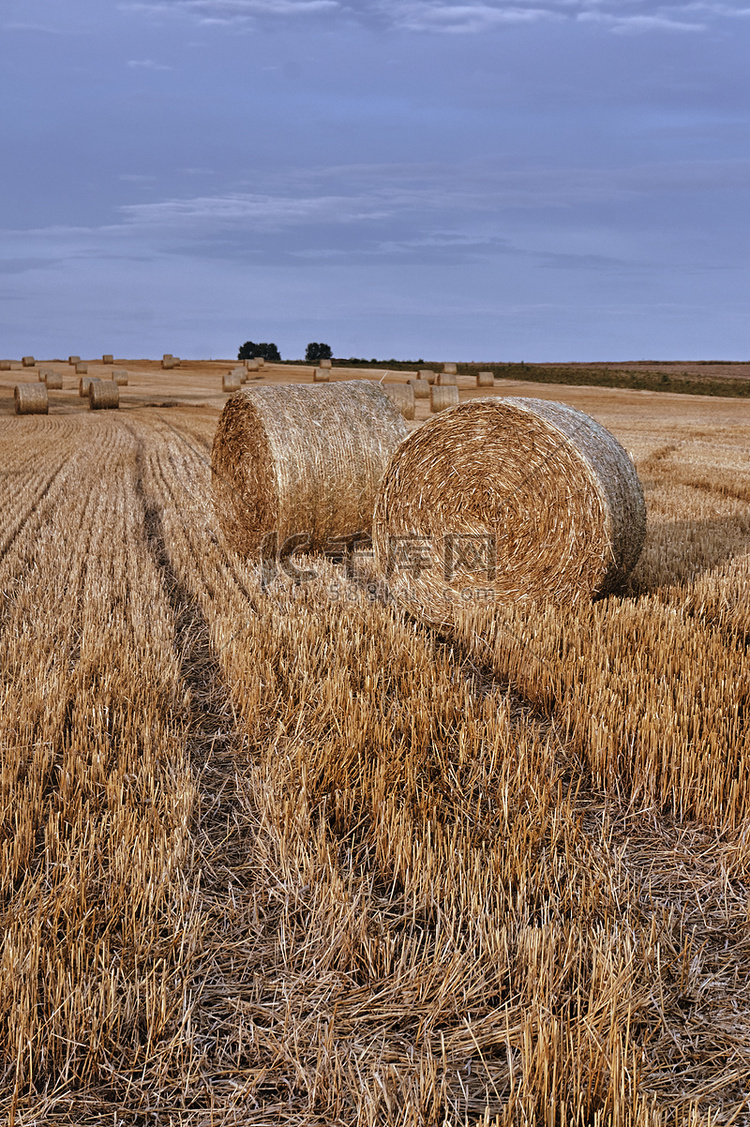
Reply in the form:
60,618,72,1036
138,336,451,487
373,396,646,623
14,383,48,414
211,379,408,555
430,385,459,413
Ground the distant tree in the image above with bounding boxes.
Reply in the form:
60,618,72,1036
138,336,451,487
305,342,332,363
238,341,281,362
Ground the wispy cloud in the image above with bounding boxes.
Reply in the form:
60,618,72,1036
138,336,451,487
122,0,746,31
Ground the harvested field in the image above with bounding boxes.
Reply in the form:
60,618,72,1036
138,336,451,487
0,363,750,1124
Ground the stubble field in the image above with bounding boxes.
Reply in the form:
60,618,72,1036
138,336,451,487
1,361,750,1125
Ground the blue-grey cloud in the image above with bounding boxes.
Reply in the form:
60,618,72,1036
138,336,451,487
122,0,748,31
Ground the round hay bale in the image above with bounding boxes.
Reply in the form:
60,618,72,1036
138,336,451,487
89,380,119,410
68,355,80,365
0,360,11,371
44,370,63,390
14,383,48,415
162,356,176,369
476,371,494,387
211,380,409,556
430,385,459,413
112,369,128,386
79,375,94,397
437,371,457,386
372,396,646,623
408,378,430,400
75,362,88,375
418,370,437,384
22,356,35,368
313,367,330,383
245,358,259,371
382,383,415,420
37,368,48,381
318,358,332,368
443,363,457,375
223,370,242,393
102,354,114,364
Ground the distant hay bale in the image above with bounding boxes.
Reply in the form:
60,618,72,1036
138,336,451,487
22,356,35,368
373,396,646,623
112,369,128,385
418,370,436,384
102,354,114,364
79,375,94,397
223,369,242,392
89,380,119,410
211,380,409,556
319,359,332,368
256,357,265,367
443,363,457,375
430,385,459,413
382,383,415,420
9,361,22,371
230,366,246,385
0,360,11,371
437,371,457,386
14,383,48,415
477,371,494,387
245,359,259,371
313,367,330,382
68,355,80,365
75,362,88,375
37,368,47,381
43,370,63,390
162,356,176,369
408,378,430,400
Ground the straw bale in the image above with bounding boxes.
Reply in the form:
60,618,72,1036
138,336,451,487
382,383,415,420
79,375,94,397
89,380,119,410
430,384,459,413
437,371,457,386
373,396,646,623
68,355,80,365
14,383,48,415
313,367,330,382
43,370,63,390
162,356,176,369
318,358,332,368
37,368,48,381
408,378,430,400
256,357,265,367
223,370,242,393
245,358,259,371
22,356,35,367
476,370,494,387
112,369,128,385
418,370,436,384
211,379,409,556
75,362,88,374
102,354,114,364
443,363,457,374
0,360,11,371
9,361,22,371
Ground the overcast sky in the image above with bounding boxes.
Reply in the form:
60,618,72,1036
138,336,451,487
1,0,749,361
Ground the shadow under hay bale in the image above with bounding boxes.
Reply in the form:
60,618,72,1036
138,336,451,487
15,384,48,415
211,380,409,556
430,384,459,413
373,396,646,624
89,380,119,410
112,369,128,386
382,382,415,420
408,378,430,400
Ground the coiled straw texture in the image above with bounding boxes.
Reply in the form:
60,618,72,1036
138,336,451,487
211,380,409,556
14,384,48,415
89,380,119,410
373,396,646,624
